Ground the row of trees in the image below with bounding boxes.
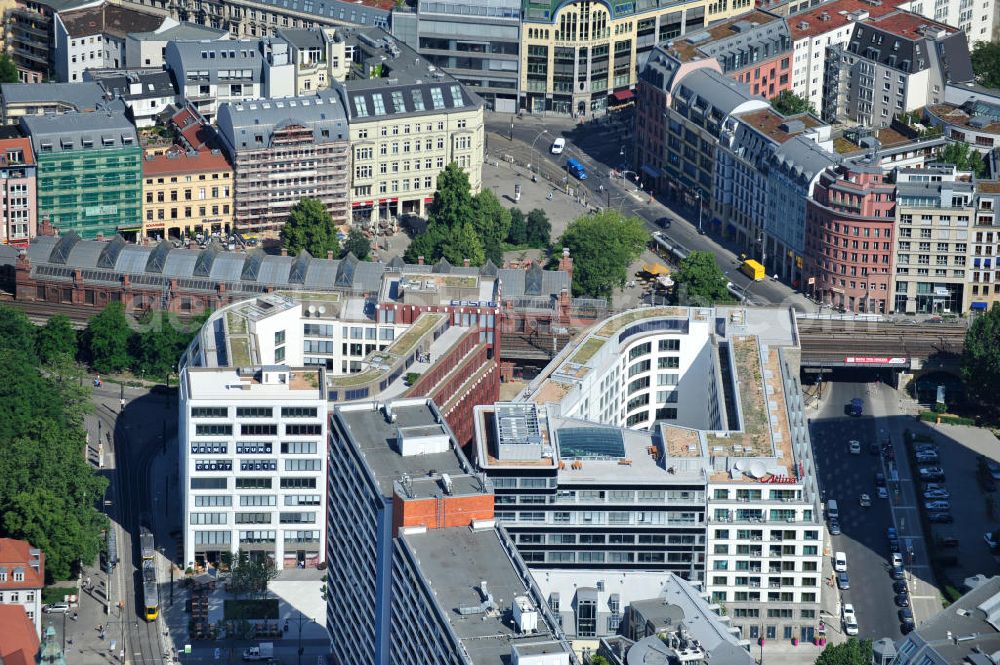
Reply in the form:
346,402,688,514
0,306,109,581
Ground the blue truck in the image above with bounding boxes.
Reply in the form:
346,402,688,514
848,398,863,416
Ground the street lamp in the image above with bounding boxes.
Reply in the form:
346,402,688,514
528,129,549,176
695,193,703,234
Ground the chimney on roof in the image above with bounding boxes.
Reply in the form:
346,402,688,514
558,247,573,276
39,215,55,237
96,232,105,242
463,258,470,268
281,248,288,257
418,255,424,265
327,250,334,260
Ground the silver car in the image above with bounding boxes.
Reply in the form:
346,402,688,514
924,500,951,511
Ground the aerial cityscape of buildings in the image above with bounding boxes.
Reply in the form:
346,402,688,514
5,0,1000,663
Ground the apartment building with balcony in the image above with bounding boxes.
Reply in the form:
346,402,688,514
141,147,233,240
0,137,37,247
0,81,107,123
278,28,348,96
163,38,294,121
20,108,141,238
891,165,973,313
341,28,484,226
4,0,100,83
803,161,896,312
821,11,974,127
924,98,1000,154
519,0,755,116
477,306,822,642
391,0,521,113
124,20,229,69
0,539,44,635
216,89,349,231
965,181,1000,312
666,10,793,100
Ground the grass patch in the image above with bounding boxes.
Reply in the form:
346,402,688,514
223,599,279,621
596,307,685,337
918,411,976,426
230,338,252,367
42,586,70,604
571,337,606,365
226,312,247,335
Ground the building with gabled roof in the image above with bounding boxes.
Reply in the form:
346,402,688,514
53,2,167,82
0,539,45,635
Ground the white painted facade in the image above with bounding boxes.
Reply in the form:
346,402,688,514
900,0,995,43
790,19,859,113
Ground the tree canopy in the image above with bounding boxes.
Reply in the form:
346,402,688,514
559,211,648,299
937,141,986,177
280,198,339,258
525,209,551,248
471,189,512,264
0,54,18,85
673,251,732,305
962,305,1000,407
971,42,1000,89
37,315,77,365
815,639,872,665
0,305,108,581
342,228,372,261
81,302,132,374
771,91,815,116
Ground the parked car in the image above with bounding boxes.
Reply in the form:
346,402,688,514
875,472,886,487
895,593,910,607
834,551,847,572
550,137,566,154
941,537,960,548
899,608,915,630
928,512,954,523
923,482,947,492
869,442,880,455
655,216,672,229
878,486,889,499
924,500,951,511
893,580,908,594
837,571,850,590
985,532,998,550
887,527,898,540
843,604,859,636
916,443,938,453
916,452,940,464
923,488,950,499
849,440,862,455
892,565,906,580
918,466,945,481
892,552,903,567
42,603,69,614
859,493,872,507
829,519,841,536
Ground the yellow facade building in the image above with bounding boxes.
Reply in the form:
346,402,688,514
142,150,234,240
521,0,754,115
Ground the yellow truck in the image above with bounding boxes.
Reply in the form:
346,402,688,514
740,259,765,281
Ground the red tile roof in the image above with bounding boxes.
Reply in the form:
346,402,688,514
0,539,44,590
143,149,232,177
789,0,903,41
869,10,955,39
0,606,39,665
0,137,35,167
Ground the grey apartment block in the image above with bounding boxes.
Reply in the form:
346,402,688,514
393,0,521,113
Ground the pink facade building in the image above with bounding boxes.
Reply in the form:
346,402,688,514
804,162,896,313
0,138,36,247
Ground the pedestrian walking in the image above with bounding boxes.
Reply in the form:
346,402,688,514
86,576,91,589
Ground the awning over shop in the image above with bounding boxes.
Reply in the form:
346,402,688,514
642,263,669,276
971,301,988,310
611,89,634,102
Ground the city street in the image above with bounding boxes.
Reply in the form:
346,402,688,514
484,112,816,312
810,378,943,643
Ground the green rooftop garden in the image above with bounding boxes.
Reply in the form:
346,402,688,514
229,338,252,367
708,338,770,455
596,307,685,338
277,291,341,303
570,337,607,366
226,311,247,335
328,312,445,388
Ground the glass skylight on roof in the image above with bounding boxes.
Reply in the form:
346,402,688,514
353,96,369,118
557,427,626,460
411,89,425,111
391,90,405,111
450,85,464,107
372,94,386,116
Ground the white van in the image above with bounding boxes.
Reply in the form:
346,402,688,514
827,499,839,520
834,551,847,572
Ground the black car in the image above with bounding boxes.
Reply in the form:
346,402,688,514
655,216,672,229
889,539,901,553
895,593,910,607
899,608,915,626
928,512,954,523
893,580,908,594
875,472,886,487
901,622,915,634
941,537,960,548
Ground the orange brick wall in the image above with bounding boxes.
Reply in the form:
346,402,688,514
391,492,495,534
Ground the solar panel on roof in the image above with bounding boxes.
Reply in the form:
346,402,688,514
557,427,626,460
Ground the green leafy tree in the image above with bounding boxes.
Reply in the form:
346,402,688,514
937,141,987,177
36,315,77,365
131,310,205,379
228,549,279,600
508,208,527,246
0,306,37,362
280,198,339,258
673,251,732,305
771,90,815,115
403,224,448,264
815,639,873,665
526,208,551,248
560,210,648,299
472,189,512,264
81,302,133,374
429,163,476,231
971,41,1000,89
0,53,18,84
441,222,486,267
342,228,371,261
962,305,1000,407
588,657,611,665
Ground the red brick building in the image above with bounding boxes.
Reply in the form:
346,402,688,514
804,162,896,312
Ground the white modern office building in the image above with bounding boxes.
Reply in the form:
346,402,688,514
178,363,328,570
475,306,824,642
